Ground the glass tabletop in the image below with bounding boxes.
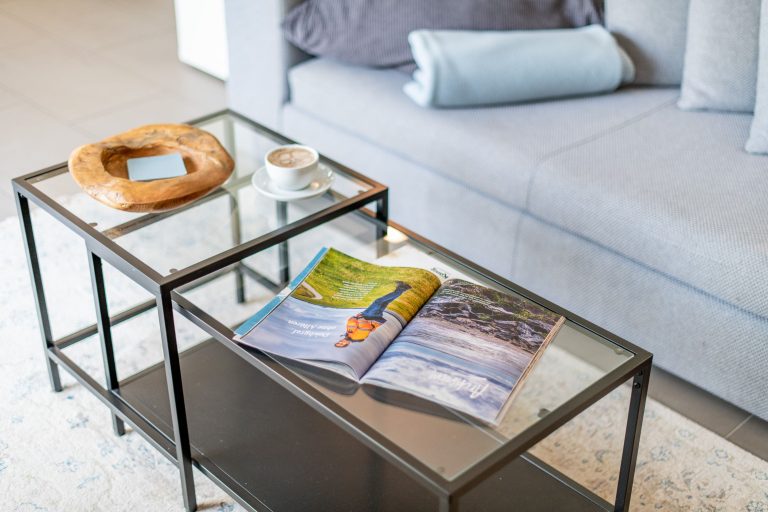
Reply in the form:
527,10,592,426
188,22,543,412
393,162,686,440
175,211,637,486
25,112,379,278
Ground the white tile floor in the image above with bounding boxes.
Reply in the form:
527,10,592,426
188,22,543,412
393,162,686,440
0,0,225,218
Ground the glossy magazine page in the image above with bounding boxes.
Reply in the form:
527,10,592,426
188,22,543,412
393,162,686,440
234,248,441,380
361,279,564,425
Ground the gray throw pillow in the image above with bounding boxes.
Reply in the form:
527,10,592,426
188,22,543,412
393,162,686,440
747,0,768,154
283,0,604,68
605,0,689,85
678,0,761,113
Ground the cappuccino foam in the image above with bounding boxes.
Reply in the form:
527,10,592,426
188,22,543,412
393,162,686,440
268,147,315,168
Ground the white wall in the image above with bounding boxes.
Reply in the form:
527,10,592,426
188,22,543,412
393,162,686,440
174,0,229,80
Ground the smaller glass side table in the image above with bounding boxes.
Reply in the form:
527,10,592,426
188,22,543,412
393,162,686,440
12,111,387,512
12,111,651,512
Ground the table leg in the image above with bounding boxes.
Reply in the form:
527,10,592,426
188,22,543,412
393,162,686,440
375,193,389,226
157,290,197,512
229,191,245,303
614,360,651,512
375,193,389,258
276,201,290,285
438,494,457,512
87,251,125,436
15,192,62,392
221,111,236,156
223,112,243,303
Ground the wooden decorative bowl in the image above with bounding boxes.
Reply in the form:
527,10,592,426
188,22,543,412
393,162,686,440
68,124,235,212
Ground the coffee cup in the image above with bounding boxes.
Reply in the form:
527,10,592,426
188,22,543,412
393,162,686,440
264,144,319,190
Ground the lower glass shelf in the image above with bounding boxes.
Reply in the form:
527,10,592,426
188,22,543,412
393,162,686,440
118,338,611,512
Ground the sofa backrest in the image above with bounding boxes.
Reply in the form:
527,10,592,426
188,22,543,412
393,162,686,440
225,0,311,131
605,0,690,86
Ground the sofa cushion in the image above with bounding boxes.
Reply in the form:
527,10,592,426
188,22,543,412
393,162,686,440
512,214,768,420
605,0,690,86
283,0,603,69
528,105,768,319
678,0,761,113
747,0,768,154
288,58,679,210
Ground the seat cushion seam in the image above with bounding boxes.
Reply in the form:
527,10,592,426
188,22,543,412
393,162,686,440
519,211,768,324
523,95,678,212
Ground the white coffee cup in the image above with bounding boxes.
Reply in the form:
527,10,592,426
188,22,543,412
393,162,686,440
264,144,319,190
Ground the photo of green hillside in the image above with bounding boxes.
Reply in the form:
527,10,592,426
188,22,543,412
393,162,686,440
291,248,441,322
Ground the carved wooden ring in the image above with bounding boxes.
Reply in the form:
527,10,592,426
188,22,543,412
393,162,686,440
68,124,235,212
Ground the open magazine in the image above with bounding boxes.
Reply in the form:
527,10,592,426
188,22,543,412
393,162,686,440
234,248,564,425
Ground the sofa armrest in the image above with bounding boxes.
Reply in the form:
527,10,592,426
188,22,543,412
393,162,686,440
225,0,311,130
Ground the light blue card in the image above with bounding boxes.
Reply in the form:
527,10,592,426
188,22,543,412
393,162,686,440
126,153,187,181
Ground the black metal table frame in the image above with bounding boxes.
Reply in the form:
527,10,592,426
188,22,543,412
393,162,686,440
12,110,652,512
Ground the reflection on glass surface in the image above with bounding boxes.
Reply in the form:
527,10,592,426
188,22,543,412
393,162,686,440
178,213,634,482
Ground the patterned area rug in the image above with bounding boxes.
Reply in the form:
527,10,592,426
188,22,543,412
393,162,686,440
0,202,766,511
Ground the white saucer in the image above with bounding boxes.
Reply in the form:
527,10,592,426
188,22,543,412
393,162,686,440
251,163,335,201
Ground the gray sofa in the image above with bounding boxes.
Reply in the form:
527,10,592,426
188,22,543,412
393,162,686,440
224,0,768,421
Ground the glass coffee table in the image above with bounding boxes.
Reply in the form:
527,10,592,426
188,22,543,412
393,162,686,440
12,111,652,512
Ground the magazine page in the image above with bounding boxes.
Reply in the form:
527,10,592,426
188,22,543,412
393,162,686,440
360,279,564,425
234,248,442,380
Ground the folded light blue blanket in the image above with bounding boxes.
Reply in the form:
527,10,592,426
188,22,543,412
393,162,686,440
404,25,635,108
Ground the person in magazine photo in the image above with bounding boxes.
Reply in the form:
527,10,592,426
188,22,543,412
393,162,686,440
336,280,412,347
